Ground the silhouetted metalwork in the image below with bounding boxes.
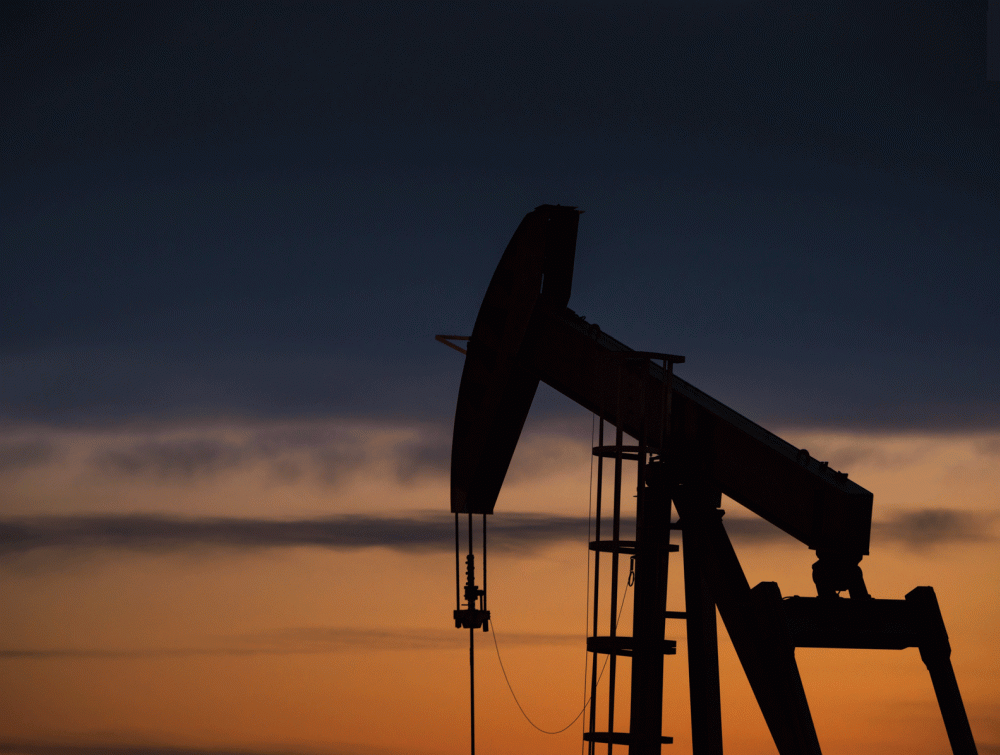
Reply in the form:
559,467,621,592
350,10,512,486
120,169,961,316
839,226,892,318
445,205,978,754
454,512,489,755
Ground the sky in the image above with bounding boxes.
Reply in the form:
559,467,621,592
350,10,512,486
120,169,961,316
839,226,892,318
1,2,998,754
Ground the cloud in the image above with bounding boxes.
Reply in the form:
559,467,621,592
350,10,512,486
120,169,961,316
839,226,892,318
0,648,299,660
0,511,588,558
0,513,455,557
0,439,56,472
872,508,998,551
81,421,582,488
0,626,581,662
253,625,580,651
0,742,382,755
721,507,998,551
0,746,255,755
95,439,246,480
975,437,1000,457
1,507,992,562
772,434,940,472
89,428,371,485
391,428,450,483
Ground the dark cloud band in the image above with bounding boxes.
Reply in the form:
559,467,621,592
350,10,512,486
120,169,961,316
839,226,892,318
0,509,992,559
0,743,361,755
0,512,595,558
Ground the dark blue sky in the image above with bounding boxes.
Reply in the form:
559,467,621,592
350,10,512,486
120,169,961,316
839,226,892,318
3,1,997,429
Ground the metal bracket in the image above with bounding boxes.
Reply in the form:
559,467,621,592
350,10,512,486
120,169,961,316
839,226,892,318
435,334,470,355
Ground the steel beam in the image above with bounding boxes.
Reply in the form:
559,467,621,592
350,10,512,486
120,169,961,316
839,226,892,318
525,306,871,555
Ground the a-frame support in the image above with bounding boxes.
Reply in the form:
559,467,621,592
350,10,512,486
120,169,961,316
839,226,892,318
585,452,979,755
672,483,823,755
779,586,978,755
673,480,978,755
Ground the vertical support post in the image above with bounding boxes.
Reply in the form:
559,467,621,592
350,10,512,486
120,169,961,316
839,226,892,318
589,419,605,754
629,427,671,753
586,355,684,753
682,490,723,755
608,424,624,755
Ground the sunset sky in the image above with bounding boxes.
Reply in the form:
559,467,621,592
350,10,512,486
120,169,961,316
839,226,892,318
2,2,998,755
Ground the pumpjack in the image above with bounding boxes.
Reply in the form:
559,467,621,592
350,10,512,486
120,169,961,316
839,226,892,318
446,205,978,754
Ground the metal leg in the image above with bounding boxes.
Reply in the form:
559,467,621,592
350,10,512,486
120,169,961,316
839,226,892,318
906,587,979,755
675,487,822,755
682,513,723,755
629,448,671,754
921,652,979,755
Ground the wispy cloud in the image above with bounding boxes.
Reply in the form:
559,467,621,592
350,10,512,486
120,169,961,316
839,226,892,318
0,513,456,556
872,508,998,550
94,439,248,480
0,647,306,660
252,626,580,651
85,424,583,487
0,626,582,661
391,428,450,483
89,430,373,486
1,508,992,561
0,439,57,472
0,746,261,755
0,741,391,755
974,437,1000,457
0,420,592,494
0,512,586,558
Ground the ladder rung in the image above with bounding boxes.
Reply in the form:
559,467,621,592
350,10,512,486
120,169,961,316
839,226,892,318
591,445,671,459
587,635,677,657
592,445,642,460
583,732,674,745
589,540,679,554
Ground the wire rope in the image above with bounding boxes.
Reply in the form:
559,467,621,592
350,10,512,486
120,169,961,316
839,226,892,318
488,577,631,736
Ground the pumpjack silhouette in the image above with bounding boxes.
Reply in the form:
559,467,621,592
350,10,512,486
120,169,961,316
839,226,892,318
446,205,978,754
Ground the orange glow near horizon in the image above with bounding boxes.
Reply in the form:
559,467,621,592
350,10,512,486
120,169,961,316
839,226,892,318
0,417,997,754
